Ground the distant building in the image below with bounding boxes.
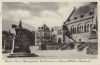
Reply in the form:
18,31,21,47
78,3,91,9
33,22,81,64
51,28,57,43
51,27,63,43
63,3,97,42
57,29,63,43
36,24,51,45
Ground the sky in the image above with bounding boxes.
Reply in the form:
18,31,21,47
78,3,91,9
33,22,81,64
2,2,89,29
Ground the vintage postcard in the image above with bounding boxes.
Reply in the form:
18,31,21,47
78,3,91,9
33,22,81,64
0,0,100,65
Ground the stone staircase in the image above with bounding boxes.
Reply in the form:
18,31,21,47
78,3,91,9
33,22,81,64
56,42,75,50
59,43,69,50
56,43,66,50
77,42,88,51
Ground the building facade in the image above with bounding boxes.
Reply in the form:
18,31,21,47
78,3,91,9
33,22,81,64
56,29,63,43
51,27,63,43
63,3,97,43
36,24,51,45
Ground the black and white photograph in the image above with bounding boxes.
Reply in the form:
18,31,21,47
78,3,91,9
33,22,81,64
2,2,98,59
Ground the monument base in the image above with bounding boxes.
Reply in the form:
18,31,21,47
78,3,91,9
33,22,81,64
7,53,38,58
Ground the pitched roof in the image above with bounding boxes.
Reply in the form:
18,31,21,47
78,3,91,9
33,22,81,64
65,2,97,24
38,24,50,31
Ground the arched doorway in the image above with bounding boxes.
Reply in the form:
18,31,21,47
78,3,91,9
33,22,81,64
58,38,61,43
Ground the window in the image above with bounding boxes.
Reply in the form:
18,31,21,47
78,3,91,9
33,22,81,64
87,24,89,32
90,24,92,30
79,39,81,41
58,30,62,34
82,26,83,32
60,30,62,34
38,27,41,29
84,25,86,32
85,24,89,32
79,26,81,33
71,27,74,34
80,15,84,18
58,30,59,34
41,27,43,29
90,12,94,15
85,21,90,32
77,23,82,33
58,38,61,43
71,25,76,34
73,27,74,34
74,28,76,34
77,27,79,33
71,28,73,34
74,17,77,20
91,31,96,34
